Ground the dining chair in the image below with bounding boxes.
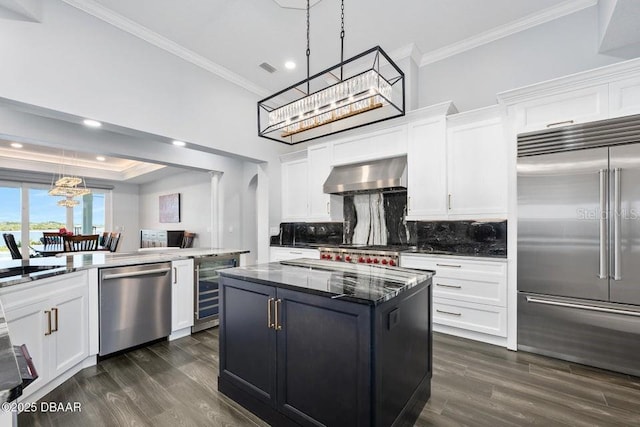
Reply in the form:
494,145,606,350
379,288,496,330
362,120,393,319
181,232,195,249
42,232,62,245
63,234,99,252
2,233,22,259
108,232,121,252
99,232,111,248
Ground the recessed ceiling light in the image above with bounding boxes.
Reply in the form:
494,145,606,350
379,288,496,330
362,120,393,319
83,119,102,128
10,142,23,148
284,61,296,70
172,140,186,147
96,156,106,161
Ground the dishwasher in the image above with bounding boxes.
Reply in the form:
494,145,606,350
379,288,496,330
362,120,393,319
99,262,172,356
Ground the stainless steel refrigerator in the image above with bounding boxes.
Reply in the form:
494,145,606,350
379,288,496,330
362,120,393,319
517,114,640,376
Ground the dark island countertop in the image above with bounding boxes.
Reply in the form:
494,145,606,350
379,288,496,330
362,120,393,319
219,259,432,305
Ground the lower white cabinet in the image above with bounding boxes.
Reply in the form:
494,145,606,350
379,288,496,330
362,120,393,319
171,259,194,333
269,247,320,262
400,254,508,343
0,271,89,401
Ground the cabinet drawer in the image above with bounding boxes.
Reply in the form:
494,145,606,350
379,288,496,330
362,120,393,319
401,255,506,277
433,298,507,337
514,85,609,132
433,275,506,307
269,247,320,262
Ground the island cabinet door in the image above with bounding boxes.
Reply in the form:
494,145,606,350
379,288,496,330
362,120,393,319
219,278,277,407
275,289,372,427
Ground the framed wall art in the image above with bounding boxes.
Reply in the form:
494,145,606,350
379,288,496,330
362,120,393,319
159,193,180,223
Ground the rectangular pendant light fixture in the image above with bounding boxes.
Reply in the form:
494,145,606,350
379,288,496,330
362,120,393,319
258,46,405,145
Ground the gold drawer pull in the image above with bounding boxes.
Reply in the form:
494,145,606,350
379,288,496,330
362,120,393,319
52,307,59,332
546,119,574,128
436,283,462,289
44,310,52,335
436,263,461,268
437,309,462,316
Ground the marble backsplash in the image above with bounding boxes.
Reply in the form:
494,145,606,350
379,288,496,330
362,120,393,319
343,192,410,246
271,190,506,257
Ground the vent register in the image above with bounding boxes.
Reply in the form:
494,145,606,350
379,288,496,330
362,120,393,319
518,113,640,157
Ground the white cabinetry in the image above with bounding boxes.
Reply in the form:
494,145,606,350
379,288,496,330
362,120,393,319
171,259,194,337
511,85,609,133
401,254,508,346
281,154,309,221
406,117,448,219
331,125,407,165
609,75,640,118
269,247,320,262
307,144,343,221
0,271,89,402
447,110,507,217
407,106,506,220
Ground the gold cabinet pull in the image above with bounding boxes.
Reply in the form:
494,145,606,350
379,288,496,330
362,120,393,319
436,309,462,316
274,299,282,330
267,298,275,329
52,307,59,332
44,310,52,336
546,119,574,128
436,283,462,289
436,263,462,268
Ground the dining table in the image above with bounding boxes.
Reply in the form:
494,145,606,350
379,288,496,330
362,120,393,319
30,244,107,257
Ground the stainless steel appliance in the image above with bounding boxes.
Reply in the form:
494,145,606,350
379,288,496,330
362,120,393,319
323,156,407,195
193,254,238,332
517,113,640,376
99,263,172,356
319,246,400,266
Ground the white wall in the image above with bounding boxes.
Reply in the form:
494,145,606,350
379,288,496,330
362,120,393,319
138,160,250,251
418,7,625,112
0,0,290,258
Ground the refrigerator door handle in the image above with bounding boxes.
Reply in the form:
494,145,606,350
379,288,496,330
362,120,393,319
525,296,640,317
613,168,622,280
599,169,608,279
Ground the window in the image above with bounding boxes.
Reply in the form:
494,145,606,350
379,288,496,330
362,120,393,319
0,181,110,259
0,184,21,260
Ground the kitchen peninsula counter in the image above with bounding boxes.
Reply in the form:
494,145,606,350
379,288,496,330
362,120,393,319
218,259,433,427
0,248,249,288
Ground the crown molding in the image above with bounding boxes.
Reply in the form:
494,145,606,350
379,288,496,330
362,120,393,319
389,43,423,66
420,0,598,66
61,0,270,98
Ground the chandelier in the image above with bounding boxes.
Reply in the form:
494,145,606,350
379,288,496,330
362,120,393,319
258,0,405,145
48,152,91,207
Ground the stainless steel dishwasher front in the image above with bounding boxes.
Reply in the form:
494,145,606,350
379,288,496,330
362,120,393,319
99,262,172,356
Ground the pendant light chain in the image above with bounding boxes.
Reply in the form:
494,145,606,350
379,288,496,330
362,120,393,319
306,0,310,94
340,0,345,80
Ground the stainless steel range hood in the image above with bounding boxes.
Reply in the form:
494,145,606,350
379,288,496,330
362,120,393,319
323,156,407,195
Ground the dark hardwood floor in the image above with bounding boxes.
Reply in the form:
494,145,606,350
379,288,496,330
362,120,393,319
19,330,640,426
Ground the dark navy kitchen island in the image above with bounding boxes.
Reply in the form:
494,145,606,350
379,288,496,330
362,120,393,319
218,259,433,427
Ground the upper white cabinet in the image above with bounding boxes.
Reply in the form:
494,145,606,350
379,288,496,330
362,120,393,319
499,57,640,133
609,75,640,118
447,110,507,217
406,105,507,221
512,85,609,133
406,117,448,219
331,125,407,165
281,145,343,222
307,144,343,221
281,152,308,222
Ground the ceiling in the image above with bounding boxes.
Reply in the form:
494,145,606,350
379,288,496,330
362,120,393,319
0,138,181,184
81,0,593,94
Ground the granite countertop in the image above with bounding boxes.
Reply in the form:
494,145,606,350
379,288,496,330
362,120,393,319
220,258,432,306
0,299,22,403
0,248,249,288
